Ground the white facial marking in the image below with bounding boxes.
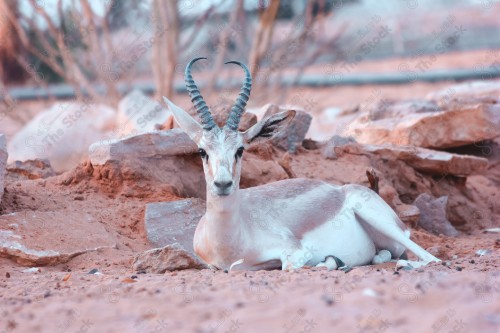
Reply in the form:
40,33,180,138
198,128,244,197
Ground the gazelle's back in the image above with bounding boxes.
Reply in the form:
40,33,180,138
240,178,347,235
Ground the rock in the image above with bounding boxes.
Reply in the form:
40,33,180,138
7,101,116,172
240,154,289,188
345,100,500,149
0,134,7,204
357,144,488,176
89,129,205,198
132,243,207,273
0,211,116,266
145,199,205,255
395,204,420,226
89,129,197,165
6,159,55,181
367,100,440,121
413,193,459,237
262,104,312,153
117,90,172,136
320,135,357,159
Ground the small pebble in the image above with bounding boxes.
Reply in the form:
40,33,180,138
88,268,99,274
6,272,10,278
469,260,475,264
321,294,334,306
455,267,462,271
476,249,492,257
131,275,138,279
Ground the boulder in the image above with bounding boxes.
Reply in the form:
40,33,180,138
261,104,312,153
360,144,488,176
6,159,55,181
132,243,207,273
145,199,205,255
89,129,197,165
89,129,205,198
7,101,116,172
413,193,459,237
0,134,6,203
344,100,500,149
0,211,116,266
117,90,172,136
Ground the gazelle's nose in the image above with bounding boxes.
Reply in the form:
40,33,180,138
214,180,233,190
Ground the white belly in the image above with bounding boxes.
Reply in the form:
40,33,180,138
300,217,376,267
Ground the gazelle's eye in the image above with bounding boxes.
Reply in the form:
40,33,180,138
235,147,244,159
199,148,208,160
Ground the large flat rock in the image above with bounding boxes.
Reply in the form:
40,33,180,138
0,134,7,204
360,144,488,176
345,100,500,149
321,140,488,176
0,211,116,266
89,128,197,165
145,199,205,256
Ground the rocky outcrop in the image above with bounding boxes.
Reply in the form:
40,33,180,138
344,100,500,149
132,243,207,273
320,139,488,176
0,211,116,266
89,129,198,165
360,144,488,176
7,102,116,172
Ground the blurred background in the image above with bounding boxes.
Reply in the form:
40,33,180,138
0,0,499,166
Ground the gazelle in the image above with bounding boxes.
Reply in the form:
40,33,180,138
163,57,440,271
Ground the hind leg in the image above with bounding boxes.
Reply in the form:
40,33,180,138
349,186,440,267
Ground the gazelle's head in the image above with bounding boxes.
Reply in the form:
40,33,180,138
163,57,295,197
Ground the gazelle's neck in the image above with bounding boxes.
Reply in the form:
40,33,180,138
204,188,243,258
205,187,241,220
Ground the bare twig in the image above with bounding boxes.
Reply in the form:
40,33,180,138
248,0,280,82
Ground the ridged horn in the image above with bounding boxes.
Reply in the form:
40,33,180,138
224,61,252,131
185,57,216,131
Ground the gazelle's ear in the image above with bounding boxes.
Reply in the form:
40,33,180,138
243,110,296,147
163,96,203,142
